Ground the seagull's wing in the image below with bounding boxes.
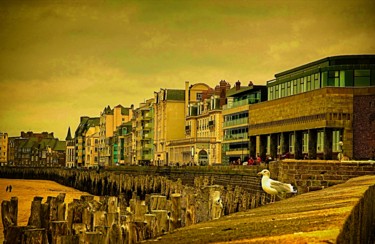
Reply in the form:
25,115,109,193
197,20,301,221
269,179,293,193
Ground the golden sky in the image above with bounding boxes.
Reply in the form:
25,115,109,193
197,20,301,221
1,0,375,139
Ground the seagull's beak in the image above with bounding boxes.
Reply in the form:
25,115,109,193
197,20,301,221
257,172,263,176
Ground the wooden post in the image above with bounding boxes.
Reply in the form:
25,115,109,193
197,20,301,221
151,210,169,235
1,196,18,238
169,193,181,231
150,195,167,211
50,221,68,244
108,223,122,244
28,196,43,228
144,214,157,239
22,228,48,244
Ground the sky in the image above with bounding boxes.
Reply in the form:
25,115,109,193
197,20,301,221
1,0,375,140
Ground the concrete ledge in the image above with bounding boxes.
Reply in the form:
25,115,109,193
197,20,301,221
145,175,375,243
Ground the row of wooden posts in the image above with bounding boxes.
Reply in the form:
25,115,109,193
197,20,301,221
1,175,268,243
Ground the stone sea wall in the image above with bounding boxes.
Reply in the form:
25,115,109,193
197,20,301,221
1,160,374,243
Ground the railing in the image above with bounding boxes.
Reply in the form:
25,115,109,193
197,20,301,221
223,133,248,141
223,117,248,127
223,98,260,110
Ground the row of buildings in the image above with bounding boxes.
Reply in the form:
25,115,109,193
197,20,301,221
0,131,66,167
1,55,374,167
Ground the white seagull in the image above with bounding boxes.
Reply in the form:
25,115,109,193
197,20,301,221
257,169,297,202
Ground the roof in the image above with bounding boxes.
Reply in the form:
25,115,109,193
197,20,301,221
65,127,73,141
75,117,100,136
226,85,266,97
275,54,375,78
53,140,66,151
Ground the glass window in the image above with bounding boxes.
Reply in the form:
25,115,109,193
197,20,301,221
339,70,345,87
281,83,285,97
275,85,279,99
296,79,300,93
314,73,321,89
286,81,292,96
292,80,297,95
317,131,324,152
354,69,370,86
302,132,309,153
266,135,271,155
299,78,305,92
269,86,273,100
289,133,295,153
306,76,311,91
332,130,341,152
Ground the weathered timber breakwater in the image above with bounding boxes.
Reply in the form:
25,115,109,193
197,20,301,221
1,166,268,243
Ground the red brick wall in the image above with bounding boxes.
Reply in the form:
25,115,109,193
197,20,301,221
353,95,375,159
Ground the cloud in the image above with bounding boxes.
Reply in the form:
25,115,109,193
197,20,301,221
1,0,375,139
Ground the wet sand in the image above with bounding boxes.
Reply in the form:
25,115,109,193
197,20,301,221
0,178,98,242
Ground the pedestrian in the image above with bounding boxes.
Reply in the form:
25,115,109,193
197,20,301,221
256,154,262,164
248,157,254,166
9,185,12,192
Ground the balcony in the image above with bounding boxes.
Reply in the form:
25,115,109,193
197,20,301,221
223,117,248,128
223,133,248,141
223,98,260,110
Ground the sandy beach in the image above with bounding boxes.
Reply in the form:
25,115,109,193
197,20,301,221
0,178,98,242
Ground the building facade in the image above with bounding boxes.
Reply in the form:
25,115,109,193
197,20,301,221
9,131,66,167
250,55,375,160
134,98,154,165
153,88,186,166
0,132,8,166
168,81,231,165
65,127,75,168
99,105,133,166
222,81,267,164
113,122,132,165
75,117,100,167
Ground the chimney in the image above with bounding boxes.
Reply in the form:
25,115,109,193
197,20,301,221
235,80,241,90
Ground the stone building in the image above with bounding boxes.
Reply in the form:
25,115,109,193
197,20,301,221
10,131,66,167
153,88,186,166
74,117,100,167
65,127,75,168
0,132,8,166
250,55,375,160
168,80,232,166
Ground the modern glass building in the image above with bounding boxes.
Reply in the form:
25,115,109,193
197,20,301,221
267,55,375,100
249,55,375,160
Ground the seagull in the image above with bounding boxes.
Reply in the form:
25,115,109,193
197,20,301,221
257,169,297,202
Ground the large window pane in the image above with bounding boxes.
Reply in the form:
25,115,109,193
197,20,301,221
354,69,370,86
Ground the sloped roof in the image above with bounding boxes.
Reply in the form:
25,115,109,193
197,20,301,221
66,127,73,141
75,117,99,136
53,140,66,151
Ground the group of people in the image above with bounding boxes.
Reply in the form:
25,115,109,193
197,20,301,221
5,185,12,192
231,155,265,166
